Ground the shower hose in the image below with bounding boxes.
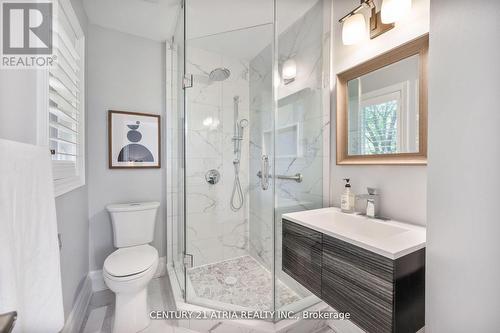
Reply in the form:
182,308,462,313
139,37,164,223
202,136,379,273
230,159,244,211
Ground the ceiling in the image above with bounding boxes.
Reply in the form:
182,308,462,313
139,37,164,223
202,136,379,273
83,0,319,60
83,0,180,41
188,23,273,61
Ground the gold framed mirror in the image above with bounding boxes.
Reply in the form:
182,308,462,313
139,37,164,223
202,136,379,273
336,34,428,165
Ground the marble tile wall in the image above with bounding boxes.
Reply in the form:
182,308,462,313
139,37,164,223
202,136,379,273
248,0,329,277
248,45,274,270
182,47,251,267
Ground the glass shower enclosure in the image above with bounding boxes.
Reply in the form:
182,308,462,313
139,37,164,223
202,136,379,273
166,0,331,317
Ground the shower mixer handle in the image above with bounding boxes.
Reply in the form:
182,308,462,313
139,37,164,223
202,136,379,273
205,169,220,185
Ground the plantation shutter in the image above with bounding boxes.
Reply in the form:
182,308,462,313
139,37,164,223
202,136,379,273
48,0,84,192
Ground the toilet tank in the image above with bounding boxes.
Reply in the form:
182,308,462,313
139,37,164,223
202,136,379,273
106,202,160,248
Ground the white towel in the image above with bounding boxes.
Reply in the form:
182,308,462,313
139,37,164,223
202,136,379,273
0,139,64,333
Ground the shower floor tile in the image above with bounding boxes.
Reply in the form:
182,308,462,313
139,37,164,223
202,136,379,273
187,255,300,310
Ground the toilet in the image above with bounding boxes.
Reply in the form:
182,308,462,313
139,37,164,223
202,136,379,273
104,202,160,333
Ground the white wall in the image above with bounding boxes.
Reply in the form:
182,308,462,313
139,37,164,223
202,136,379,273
55,186,89,318
426,0,500,331
87,25,166,270
330,0,429,225
0,71,39,144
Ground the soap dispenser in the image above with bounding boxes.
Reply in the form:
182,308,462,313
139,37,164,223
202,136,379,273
341,178,355,213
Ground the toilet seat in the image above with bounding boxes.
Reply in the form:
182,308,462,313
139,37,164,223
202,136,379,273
104,244,158,279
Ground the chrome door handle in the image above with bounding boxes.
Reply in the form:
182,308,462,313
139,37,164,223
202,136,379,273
260,155,270,190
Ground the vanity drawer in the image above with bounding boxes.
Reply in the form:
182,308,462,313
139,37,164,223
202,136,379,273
282,220,322,297
322,250,393,304
322,268,393,333
323,234,394,281
322,235,394,333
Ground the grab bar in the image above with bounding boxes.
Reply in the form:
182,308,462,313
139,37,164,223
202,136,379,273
257,171,303,183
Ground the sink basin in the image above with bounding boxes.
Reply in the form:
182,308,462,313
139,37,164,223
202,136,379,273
282,207,426,259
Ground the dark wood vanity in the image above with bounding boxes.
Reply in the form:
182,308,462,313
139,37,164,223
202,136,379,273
283,219,425,333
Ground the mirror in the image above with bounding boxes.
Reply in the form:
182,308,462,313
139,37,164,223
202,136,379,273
348,54,419,155
337,35,428,165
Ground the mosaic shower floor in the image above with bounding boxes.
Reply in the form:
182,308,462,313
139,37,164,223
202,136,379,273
187,255,301,311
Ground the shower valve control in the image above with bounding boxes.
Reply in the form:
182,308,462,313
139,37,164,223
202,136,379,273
205,169,220,185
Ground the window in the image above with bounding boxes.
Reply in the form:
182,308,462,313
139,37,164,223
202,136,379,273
360,92,400,155
359,82,408,155
38,0,85,196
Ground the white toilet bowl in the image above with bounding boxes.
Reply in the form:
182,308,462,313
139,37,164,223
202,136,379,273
104,244,159,333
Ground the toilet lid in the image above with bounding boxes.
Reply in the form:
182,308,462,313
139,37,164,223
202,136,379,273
104,245,158,277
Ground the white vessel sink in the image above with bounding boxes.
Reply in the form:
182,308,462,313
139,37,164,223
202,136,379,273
282,207,426,259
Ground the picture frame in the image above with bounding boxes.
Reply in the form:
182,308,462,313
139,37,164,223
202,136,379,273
108,110,161,169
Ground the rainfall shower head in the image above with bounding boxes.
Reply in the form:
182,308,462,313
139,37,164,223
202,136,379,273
209,67,231,81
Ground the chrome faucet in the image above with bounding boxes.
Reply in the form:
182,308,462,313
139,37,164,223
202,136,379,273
356,187,379,218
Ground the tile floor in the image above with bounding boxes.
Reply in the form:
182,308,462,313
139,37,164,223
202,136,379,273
187,256,301,310
80,272,336,333
81,276,192,333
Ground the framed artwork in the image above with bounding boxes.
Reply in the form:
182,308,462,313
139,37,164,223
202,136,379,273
108,110,161,169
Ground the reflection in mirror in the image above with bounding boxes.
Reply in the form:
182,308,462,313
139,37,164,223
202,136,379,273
347,55,419,156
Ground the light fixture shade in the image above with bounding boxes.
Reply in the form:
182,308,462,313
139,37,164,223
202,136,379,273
282,59,297,80
342,13,367,45
381,0,412,24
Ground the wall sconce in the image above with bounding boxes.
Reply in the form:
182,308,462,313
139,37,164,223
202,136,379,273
340,0,406,45
282,59,297,85
381,0,412,24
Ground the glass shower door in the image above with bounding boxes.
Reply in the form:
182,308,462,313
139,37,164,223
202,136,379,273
167,1,186,299
182,0,275,311
174,0,331,317
274,0,330,313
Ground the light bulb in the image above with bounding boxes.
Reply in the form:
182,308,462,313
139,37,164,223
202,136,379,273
342,13,367,46
282,59,297,81
203,117,213,127
381,0,412,24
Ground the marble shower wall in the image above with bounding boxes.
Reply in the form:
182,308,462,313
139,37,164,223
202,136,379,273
184,46,251,267
249,0,330,271
248,41,274,270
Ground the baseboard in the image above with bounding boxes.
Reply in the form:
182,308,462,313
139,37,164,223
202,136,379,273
61,275,92,333
89,256,167,292
89,270,107,292
155,256,167,278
